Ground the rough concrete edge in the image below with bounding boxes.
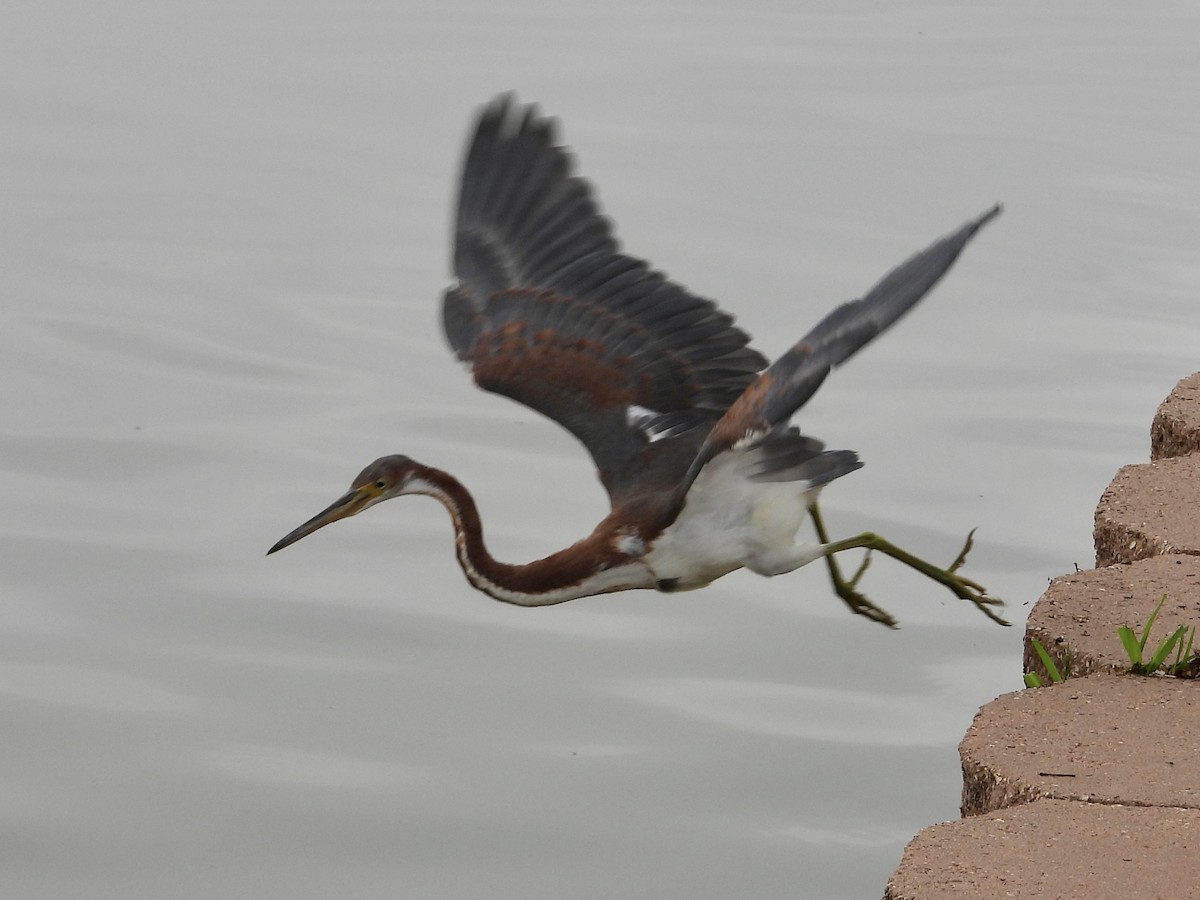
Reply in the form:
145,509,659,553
1097,373,1200,564
1152,411,1200,460
1022,622,1123,684
1151,372,1200,460
1093,457,1200,566
883,799,1200,900
959,755,1047,817
1022,555,1200,684
1093,513,1181,567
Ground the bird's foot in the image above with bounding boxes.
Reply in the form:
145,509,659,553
923,528,1008,625
822,550,899,627
929,532,1008,625
820,529,1009,627
846,530,1008,626
806,501,1007,627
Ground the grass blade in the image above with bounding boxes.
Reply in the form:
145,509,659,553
1029,637,1064,683
1138,595,1168,657
1148,625,1189,671
1118,625,1143,666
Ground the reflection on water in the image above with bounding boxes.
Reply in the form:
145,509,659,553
3,2,1199,897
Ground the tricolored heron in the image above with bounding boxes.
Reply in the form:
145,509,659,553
269,94,1006,628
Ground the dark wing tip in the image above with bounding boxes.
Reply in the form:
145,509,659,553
450,93,618,305
687,203,1002,482
475,92,558,151
977,202,1003,228
801,202,1003,352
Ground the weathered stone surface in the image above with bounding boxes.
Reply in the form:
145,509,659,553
886,374,1200,898
884,799,1200,900
1025,555,1200,681
1093,455,1200,566
1152,372,1200,460
960,673,1200,816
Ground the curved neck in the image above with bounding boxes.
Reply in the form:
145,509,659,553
407,465,653,605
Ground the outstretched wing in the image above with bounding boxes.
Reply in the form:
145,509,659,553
443,94,767,508
687,204,1003,487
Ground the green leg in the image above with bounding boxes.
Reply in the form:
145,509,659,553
807,501,1009,627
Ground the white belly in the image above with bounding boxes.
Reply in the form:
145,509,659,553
642,451,824,590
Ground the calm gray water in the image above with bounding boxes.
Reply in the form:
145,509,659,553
4,2,1198,897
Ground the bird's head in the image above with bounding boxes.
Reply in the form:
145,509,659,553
267,454,423,555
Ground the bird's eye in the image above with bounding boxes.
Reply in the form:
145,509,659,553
375,480,386,490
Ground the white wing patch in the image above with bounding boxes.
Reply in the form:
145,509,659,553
625,406,701,444
625,405,667,442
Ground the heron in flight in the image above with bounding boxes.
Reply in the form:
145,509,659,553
269,94,1005,628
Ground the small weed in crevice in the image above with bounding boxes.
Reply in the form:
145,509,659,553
1024,637,1070,687
1119,594,1198,676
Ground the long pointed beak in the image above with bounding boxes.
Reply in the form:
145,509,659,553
267,487,370,555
